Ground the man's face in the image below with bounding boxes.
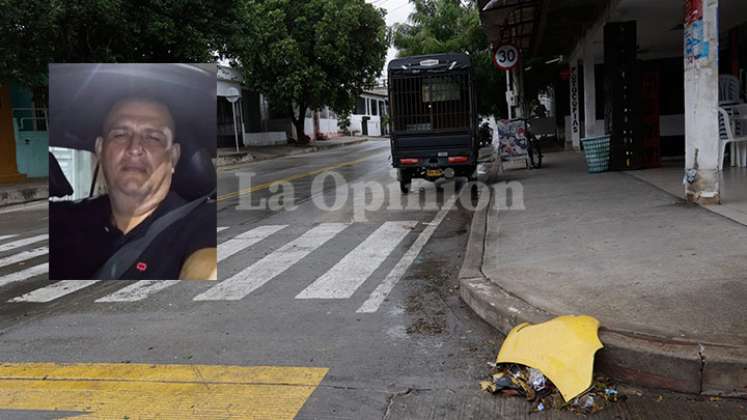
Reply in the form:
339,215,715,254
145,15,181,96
96,99,180,200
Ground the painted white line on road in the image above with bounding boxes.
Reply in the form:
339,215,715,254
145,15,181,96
357,189,462,313
0,234,47,253
0,247,47,269
8,280,99,302
218,225,287,262
95,280,180,303
195,223,348,301
217,227,229,233
296,221,418,299
0,235,19,242
0,263,48,287
0,200,47,214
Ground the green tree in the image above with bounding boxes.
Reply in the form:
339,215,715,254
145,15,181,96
0,0,240,87
228,0,388,143
392,0,506,118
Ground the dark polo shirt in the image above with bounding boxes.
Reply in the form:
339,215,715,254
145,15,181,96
50,191,216,280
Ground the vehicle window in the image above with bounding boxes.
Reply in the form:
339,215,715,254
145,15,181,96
49,147,97,201
391,74,470,133
422,78,461,103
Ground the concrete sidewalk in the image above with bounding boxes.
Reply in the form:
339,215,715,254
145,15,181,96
461,151,747,397
0,177,48,208
216,136,374,168
629,162,747,226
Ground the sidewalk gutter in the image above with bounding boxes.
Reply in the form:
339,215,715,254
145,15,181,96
215,138,370,168
459,188,747,398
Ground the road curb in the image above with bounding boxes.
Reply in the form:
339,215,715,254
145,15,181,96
458,190,747,398
0,185,48,208
216,138,370,168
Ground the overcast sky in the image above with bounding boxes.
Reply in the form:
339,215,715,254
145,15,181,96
366,0,415,78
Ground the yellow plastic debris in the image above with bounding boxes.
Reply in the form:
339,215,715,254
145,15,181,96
496,315,603,402
480,380,497,393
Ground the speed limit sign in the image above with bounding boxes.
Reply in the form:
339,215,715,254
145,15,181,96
493,45,520,70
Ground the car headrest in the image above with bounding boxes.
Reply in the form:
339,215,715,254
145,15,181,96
49,64,216,157
172,147,216,201
49,152,74,198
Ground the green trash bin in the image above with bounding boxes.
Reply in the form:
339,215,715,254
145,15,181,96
581,135,610,173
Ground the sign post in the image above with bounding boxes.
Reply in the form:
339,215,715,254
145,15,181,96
494,45,520,120
225,87,241,153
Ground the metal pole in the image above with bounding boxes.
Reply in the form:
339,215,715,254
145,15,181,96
506,70,512,119
519,60,527,119
232,101,240,153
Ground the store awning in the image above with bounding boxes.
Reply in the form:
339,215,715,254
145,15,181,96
478,0,609,59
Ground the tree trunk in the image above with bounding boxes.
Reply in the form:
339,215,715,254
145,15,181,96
313,109,321,141
294,118,308,145
292,99,309,145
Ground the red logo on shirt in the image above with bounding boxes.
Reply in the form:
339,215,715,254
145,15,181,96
136,262,148,272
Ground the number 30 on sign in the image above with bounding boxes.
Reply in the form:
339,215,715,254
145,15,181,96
493,45,519,71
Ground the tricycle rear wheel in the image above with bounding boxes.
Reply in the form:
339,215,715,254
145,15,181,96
397,169,412,194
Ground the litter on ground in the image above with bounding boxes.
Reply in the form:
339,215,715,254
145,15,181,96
480,315,624,414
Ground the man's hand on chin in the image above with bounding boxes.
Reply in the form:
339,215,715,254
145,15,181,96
179,248,218,280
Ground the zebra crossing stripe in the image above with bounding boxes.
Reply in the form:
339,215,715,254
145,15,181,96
357,189,462,313
296,221,418,299
0,234,48,253
8,280,99,303
95,280,180,303
0,263,48,287
217,227,229,233
0,247,48,269
218,225,287,262
194,223,349,301
0,234,18,242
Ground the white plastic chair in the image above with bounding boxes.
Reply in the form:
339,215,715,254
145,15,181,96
730,104,747,167
719,75,741,105
718,107,747,170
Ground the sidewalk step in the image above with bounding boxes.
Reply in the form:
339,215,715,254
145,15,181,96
0,181,48,208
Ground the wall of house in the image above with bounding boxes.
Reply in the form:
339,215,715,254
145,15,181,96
349,94,387,136
9,84,47,178
0,85,24,184
304,114,340,139
349,115,382,137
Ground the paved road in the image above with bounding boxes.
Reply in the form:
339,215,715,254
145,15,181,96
0,140,744,418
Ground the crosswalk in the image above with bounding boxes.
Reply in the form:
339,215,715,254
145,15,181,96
196,223,349,301
0,211,453,312
295,221,417,300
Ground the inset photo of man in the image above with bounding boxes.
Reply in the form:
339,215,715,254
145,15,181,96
48,64,217,280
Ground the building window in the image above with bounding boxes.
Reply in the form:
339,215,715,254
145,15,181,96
371,100,378,116
356,97,366,115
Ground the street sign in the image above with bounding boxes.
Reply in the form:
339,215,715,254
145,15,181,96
493,45,520,71
224,86,240,103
